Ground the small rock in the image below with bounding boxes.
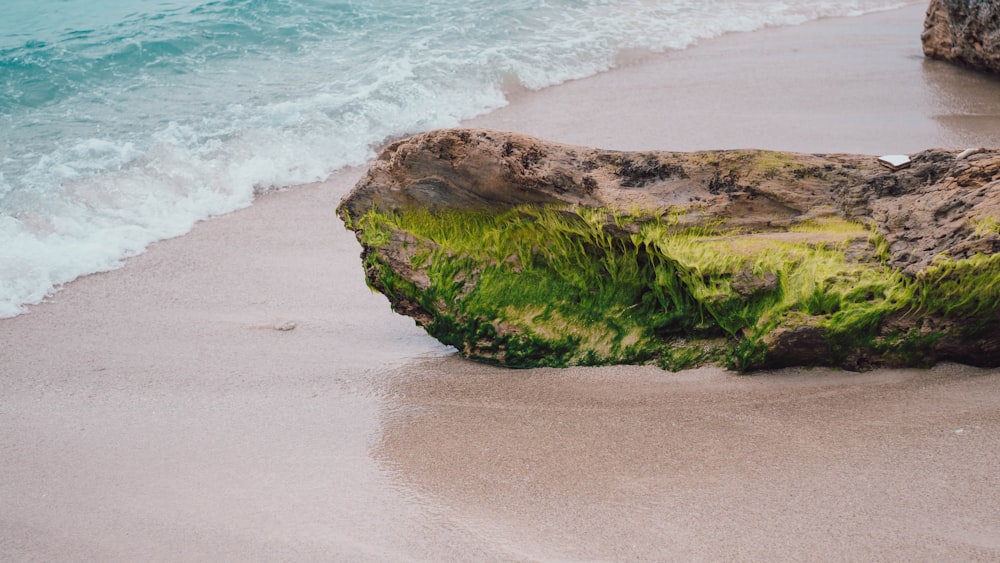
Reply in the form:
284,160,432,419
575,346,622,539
956,148,981,160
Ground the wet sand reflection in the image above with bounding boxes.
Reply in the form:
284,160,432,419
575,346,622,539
921,58,1000,146
377,358,1000,559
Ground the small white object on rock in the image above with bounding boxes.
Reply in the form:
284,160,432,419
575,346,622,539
877,154,911,171
274,321,297,331
956,148,981,160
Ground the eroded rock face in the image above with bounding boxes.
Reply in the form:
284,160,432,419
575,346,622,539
922,0,1000,74
339,129,1000,371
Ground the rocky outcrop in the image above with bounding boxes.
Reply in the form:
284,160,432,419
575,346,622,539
339,129,1000,371
922,0,1000,74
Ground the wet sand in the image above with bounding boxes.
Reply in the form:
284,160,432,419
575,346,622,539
379,359,1000,560
3,3,1000,560
468,3,1000,153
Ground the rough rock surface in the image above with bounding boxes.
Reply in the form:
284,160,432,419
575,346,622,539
340,129,1000,371
922,0,1000,74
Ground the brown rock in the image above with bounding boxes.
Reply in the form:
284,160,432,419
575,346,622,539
339,129,1000,370
922,0,1000,74
759,316,831,370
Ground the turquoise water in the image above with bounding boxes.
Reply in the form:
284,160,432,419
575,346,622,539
0,0,909,316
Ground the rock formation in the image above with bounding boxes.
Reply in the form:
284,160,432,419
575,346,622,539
922,0,1000,74
339,129,1000,371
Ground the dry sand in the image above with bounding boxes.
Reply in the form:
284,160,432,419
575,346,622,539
3,3,1000,561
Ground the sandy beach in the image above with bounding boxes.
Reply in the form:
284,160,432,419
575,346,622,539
3,3,1000,560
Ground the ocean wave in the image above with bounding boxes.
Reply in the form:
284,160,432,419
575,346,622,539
0,0,913,316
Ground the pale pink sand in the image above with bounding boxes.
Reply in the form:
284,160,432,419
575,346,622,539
3,4,1000,560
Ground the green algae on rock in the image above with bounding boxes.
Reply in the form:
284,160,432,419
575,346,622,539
339,129,1000,371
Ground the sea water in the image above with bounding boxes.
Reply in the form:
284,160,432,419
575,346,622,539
0,0,910,317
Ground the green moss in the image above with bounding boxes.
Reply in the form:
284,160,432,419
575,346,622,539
750,151,805,178
790,217,867,235
873,329,944,367
974,216,1000,238
349,204,997,371
913,253,1000,319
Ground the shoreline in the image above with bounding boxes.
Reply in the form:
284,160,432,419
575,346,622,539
467,3,1000,153
3,4,1000,560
